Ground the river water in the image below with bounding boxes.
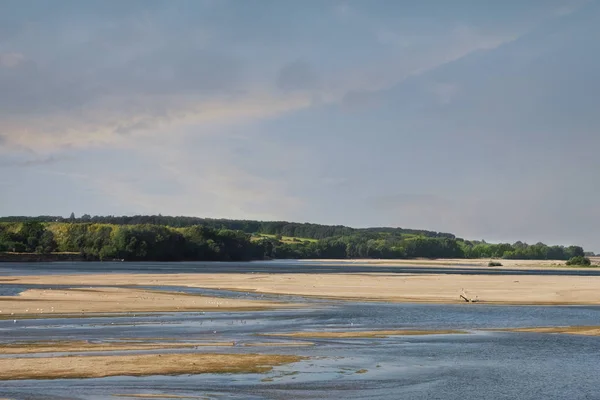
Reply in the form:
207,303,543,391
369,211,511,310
1,261,600,399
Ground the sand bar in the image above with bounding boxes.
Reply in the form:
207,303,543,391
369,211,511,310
495,326,600,336
0,340,236,355
260,329,466,338
307,258,576,268
0,353,306,380
0,286,292,317
4,272,600,305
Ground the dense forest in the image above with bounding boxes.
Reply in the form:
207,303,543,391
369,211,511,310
0,215,455,240
0,215,588,262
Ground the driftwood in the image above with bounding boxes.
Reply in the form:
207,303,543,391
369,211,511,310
460,290,479,303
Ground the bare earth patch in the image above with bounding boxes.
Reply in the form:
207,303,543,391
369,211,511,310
259,329,466,338
0,353,306,380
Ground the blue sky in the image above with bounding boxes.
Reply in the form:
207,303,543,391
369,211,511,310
0,0,599,250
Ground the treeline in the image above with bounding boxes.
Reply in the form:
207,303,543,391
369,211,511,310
269,235,585,261
0,215,455,240
0,222,264,261
0,220,587,262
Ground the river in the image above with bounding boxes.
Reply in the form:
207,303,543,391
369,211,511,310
1,261,599,399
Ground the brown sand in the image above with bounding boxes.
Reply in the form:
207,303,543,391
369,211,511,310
4,272,600,305
259,329,465,338
0,340,235,355
0,353,306,380
496,326,600,336
0,286,292,317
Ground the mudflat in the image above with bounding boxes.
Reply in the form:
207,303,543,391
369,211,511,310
5,272,600,305
0,286,291,317
0,353,306,380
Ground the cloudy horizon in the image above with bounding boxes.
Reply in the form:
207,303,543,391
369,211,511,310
1,0,599,251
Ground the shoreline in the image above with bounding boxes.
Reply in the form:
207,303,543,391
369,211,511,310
3,254,597,270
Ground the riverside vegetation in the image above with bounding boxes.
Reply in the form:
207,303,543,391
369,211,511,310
0,215,590,262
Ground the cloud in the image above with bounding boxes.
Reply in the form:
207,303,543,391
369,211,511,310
0,90,315,153
0,53,25,68
0,1,528,156
553,0,591,16
341,90,379,111
57,135,307,220
426,82,460,104
0,155,68,168
276,60,319,92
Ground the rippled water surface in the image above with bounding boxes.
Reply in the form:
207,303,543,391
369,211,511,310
1,262,600,399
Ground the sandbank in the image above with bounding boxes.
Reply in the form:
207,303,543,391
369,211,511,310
305,258,586,269
496,326,600,336
5,272,600,305
0,286,291,317
0,340,234,355
0,353,306,380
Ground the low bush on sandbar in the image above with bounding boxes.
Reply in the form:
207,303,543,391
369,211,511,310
566,256,591,266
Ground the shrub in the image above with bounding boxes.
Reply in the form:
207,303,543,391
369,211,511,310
488,261,503,267
566,256,591,266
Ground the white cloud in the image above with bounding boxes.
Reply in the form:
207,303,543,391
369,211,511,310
427,82,461,104
0,90,314,153
0,1,527,157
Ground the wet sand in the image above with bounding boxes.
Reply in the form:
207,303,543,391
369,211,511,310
497,326,600,336
260,329,466,338
0,353,306,380
5,272,600,305
0,286,292,317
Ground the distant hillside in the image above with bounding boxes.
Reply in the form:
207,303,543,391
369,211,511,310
0,215,586,262
0,215,455,240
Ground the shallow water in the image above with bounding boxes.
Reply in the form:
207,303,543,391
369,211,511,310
2,300,600,399
2,259,600,276
1,262,600,399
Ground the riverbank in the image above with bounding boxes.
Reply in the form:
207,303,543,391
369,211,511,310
0,252,84,262
305,258,592,269
5,272,600,305
3,254,596,268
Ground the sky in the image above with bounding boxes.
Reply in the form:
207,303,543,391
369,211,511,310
0,0,599,251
